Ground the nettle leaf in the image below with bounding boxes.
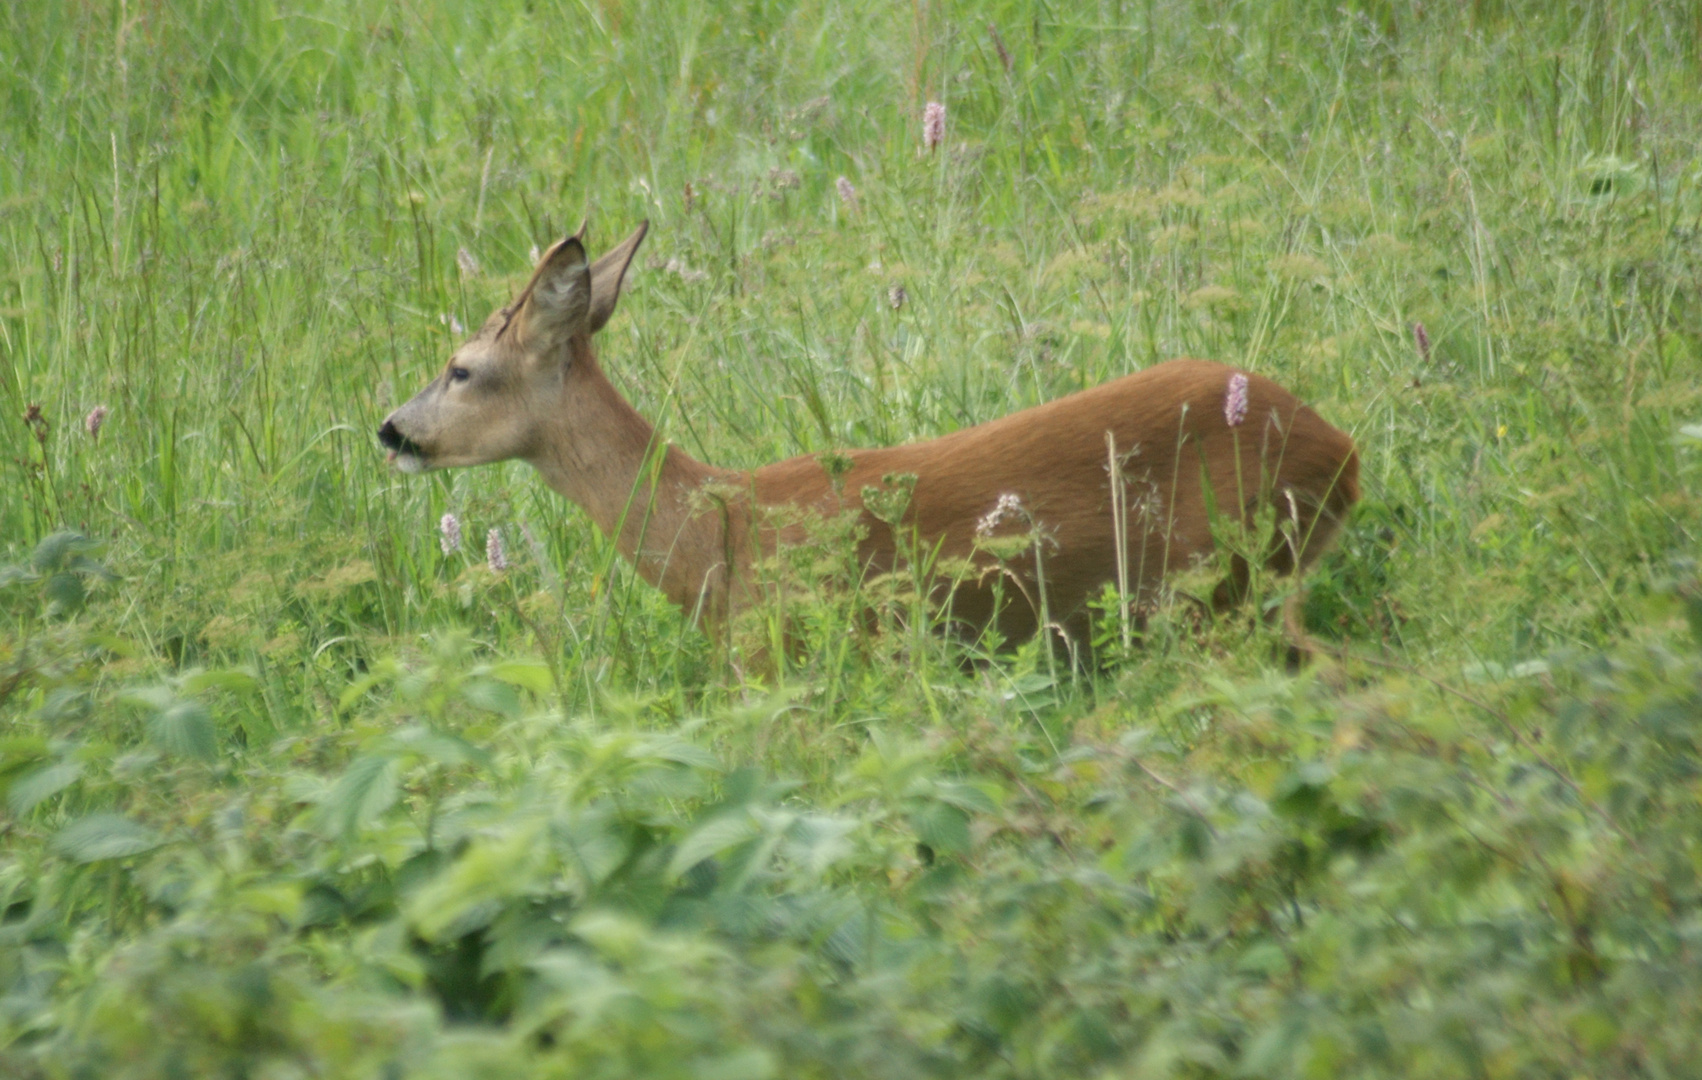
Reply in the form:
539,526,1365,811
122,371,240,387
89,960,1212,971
669,812,763,880
337,674,387,713
459,677,520,717
405,823,548,942
145,700,219,762
0,736,51,778
931,781,1000,815
43,572,86,614
64,554,119,582
319,754,400,839
487,659,553,694
910,800,971,856
51,813,162,863
555,811,630,887
7,760,84,815
391,726,489,770
780,812,859,876
119,686,175,711
650,738,721,770
181,668,260,696
280,772,332,805
32,531,101,574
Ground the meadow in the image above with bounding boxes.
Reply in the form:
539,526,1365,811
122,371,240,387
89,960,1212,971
3,0,1702,1075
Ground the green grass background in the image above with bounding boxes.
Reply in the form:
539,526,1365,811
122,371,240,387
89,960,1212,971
3,1,1702,1076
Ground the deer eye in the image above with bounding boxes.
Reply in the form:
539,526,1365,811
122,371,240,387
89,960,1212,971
449,366,471,384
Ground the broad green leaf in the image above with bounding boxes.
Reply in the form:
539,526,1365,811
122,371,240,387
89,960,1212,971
460,678,520,717
652,739,721,770
695,1047,778,1080
7,761,83,815
910,801,971,855
280,772,331,804
487,659,553,694
146,700,219,762
405,823,546,941
932,781,999,814
182,668,260,696
65,554,119,582
338,672,387,712
32,531,100,573
52,813,162,862
780,813,858,875
43,572,86,614
555,813,630,886
669,812,762,879
391,726,488,769
235,884,303,920
0,736,51,771
86,634,141,658
319,754,399,839
118,685,176,711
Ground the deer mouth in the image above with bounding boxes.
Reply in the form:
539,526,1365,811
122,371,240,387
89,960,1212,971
378,420,430,472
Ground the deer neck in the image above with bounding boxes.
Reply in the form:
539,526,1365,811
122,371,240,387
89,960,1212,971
526,342,741,618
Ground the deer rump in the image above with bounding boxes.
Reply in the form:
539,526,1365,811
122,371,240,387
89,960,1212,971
739,358,1360,649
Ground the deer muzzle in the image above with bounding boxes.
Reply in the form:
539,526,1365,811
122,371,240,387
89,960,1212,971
378,419,430,473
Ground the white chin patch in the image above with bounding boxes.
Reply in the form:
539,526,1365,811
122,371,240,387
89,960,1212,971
393,453,429,475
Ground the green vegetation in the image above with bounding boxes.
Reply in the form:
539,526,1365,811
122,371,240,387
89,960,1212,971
3,0,1702,1074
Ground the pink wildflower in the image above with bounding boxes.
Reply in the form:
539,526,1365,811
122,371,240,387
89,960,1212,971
923,101,946,152
836,176,856,206
486,528,507,572
439,513,462,555
1413,322,1432,362
1224,373,1249,427
84,405,109,438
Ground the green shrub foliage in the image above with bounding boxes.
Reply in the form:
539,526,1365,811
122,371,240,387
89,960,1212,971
4,0,1702,1075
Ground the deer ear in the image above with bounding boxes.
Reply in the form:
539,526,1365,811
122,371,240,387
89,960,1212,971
517,236,592,353
587,220,649,333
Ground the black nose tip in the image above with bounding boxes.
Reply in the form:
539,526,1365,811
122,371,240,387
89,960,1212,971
378,420,403,451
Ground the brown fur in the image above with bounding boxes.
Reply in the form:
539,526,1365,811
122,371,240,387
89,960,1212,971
379,222,1359,651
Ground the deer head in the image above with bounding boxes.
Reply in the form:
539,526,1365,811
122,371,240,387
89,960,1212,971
378,221,650,473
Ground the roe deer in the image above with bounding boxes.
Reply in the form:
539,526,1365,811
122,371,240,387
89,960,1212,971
378,221,1359,655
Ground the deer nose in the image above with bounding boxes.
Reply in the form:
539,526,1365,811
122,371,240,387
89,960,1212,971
378,420,404,451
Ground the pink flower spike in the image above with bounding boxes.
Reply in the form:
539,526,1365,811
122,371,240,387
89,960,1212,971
486,528,507,572
439,513,462,555
836,176,856,206
923,101,946,152
1224,373,1250,428
84,405,108,438
1413,322,1432,362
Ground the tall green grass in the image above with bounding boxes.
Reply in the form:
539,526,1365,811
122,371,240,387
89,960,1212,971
3,1,1702,1075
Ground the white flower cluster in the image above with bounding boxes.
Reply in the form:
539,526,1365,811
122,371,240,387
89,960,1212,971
975,492,1026,538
